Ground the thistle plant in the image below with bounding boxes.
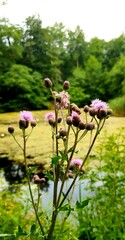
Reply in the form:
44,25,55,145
8,78,112,240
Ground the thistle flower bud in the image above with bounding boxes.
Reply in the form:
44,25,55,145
89,108,97,117
59,128,67,137
31,120,36,128
72,112,81,127
8,126,14,134
107,109,113,116
83,105,90,113
58,117,62,123
48,118,56,127
85,122,95,130
70,103,81,114
19,120,29,129
63,80,70,90
40,178,46,182
55,94,62,103
79,121,85,130
33,174,41,183
44,78,52,88
97,109,107,119
66,116,72,125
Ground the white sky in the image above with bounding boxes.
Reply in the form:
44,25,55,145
0,0,125,41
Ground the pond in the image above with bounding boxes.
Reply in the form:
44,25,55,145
0,159,103,211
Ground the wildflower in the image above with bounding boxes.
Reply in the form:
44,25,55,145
91,99,108,110
45,112,55,127
45,112,55,121
20,111,34,122
70,158,83,169
59,91,70,108
72,111,81,127
19,111,34,129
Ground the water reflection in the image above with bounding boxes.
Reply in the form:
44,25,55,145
0,159,50,192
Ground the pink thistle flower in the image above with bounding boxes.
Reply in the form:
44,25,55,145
59,91,70,108
20,111,34,122
45,112,55,121
91,99,108,110
71,158,83,169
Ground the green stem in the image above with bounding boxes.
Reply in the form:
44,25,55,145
58,126,100,208
56,130,79,209
22,129,45,236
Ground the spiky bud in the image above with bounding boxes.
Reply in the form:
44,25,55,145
66,116,72,125
89,108,97,117
59,128,67,137
8,126,14,134
58,117,62,123
85,122,95,130
31,120,36,128
44,78,52,88
79,121,85,130
19,120,29,129
97,109,107,119
48,118,56,127
63,80,70,90
83,105,90,113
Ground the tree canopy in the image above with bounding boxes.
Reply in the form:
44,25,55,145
0,15,125,112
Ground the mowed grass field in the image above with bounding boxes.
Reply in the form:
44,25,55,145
0,110,125,169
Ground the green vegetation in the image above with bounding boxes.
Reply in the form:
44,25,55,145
0,16,125,114
0,128,125,239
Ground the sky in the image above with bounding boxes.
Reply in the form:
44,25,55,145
0,0,125,41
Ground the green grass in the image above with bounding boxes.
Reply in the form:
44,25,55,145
0,110,125,169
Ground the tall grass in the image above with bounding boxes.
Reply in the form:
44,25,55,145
109,95,125,116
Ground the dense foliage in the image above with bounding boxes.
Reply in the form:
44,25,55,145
0,15,125,112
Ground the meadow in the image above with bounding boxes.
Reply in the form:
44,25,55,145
0,110,124,168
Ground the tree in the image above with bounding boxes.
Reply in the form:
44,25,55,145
0,64,50,112
0,18,23,72
107,55,125,98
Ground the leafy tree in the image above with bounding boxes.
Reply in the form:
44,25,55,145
0,18,23,72
0,64,50,112
84,55,106,100
104,34,125,70
107,55,125,98
68,67,89,106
